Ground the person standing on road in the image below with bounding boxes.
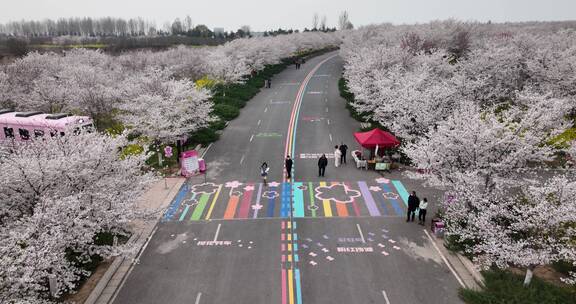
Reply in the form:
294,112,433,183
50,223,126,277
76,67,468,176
339,142,348,165
261,162,270,186
334,145,342,167
264,79,268,88
407,191,420,222
267,78,272,88
418,198,428,225
318,154,328,177
285,155,293,179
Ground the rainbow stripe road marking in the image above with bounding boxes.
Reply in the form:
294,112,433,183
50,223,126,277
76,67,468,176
293,182,305,218
392,180,410,206
165,180,409,221
190,193,209,221
205,184,222,220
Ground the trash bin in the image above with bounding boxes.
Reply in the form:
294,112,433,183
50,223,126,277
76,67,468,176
431,219,445,238
198,158,206,172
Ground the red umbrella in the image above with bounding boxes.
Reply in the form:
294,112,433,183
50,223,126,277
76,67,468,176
353,128,400,149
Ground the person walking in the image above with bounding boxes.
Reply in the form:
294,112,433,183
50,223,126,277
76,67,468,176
261,162,270,186
339,142,348,165
334,145,342,167
318,154,328,177
285,155,293,179
267,78,272,88
264,79,268,88
407,191,420,222
418,198,428,225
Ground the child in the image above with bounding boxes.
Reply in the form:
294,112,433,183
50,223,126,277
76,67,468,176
261,162,270,186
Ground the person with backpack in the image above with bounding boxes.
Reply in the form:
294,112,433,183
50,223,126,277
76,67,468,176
261,162,270,186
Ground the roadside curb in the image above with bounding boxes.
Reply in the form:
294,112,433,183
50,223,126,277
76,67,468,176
84,178,186,304
454,250,485,287
432,235,484,290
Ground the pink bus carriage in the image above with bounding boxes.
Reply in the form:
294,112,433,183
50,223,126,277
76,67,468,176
0,109,94,142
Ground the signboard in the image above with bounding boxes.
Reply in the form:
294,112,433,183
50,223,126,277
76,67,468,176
164,146,173,158
375,162,390,171
180,150,199,177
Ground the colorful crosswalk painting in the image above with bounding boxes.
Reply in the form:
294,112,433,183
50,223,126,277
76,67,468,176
162,179,410,222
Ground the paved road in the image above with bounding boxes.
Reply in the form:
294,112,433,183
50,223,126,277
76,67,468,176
113,52,464,304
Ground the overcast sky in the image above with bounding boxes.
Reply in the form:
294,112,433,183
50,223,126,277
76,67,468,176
2,0,575,31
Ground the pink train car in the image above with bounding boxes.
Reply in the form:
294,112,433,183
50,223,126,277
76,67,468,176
0,110,94,142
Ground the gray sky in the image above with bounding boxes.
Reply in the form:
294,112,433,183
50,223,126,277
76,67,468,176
2,0,575,31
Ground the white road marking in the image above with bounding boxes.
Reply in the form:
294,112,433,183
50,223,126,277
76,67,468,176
382,290,390,304
325,97,328,102
136,226,158,262
201,143,213,158
195,292,202,304
240,155,245,165
264,107,268,113
325,108,328,113
329,134,333,142
257,120,261,125
327,119,330,125
423,229,466,288
356,224,366,243
213,223,222,241
250,134,254,142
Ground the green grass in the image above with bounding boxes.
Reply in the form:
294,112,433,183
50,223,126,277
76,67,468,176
460,270,576,304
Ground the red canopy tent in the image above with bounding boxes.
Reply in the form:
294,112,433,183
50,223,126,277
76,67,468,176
354,128,400,149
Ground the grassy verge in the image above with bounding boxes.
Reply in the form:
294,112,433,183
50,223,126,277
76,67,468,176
460,270,576,304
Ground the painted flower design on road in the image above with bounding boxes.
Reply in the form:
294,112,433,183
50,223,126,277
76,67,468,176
375,177,390,184
243,185,255,191
262,191,279,199
225,181,243,188
251,203,264,210
314,183,361,204
382,192,399,200
369,186,382,192
268,181,280,187
191,182,219,195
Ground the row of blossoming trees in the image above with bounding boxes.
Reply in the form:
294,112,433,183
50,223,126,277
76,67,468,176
0,31,340,302
340,21,576,285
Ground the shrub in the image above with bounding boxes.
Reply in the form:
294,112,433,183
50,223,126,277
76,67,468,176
189,128,219,146
212,103,240,121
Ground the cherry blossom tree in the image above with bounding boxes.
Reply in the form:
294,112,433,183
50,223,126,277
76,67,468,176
119,68,214,144
443,176,576,286
0,132,156,301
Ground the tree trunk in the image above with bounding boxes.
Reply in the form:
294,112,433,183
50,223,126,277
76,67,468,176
523,265,535,287
158,150,163,167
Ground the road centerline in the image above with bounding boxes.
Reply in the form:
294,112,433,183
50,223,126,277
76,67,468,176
356,224,366,243
213,223,221,242
382,290,390,304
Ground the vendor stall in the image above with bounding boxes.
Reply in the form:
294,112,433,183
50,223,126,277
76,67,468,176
353,128,400,171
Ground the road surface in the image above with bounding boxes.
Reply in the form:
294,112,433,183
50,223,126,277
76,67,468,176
113,52,464,304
